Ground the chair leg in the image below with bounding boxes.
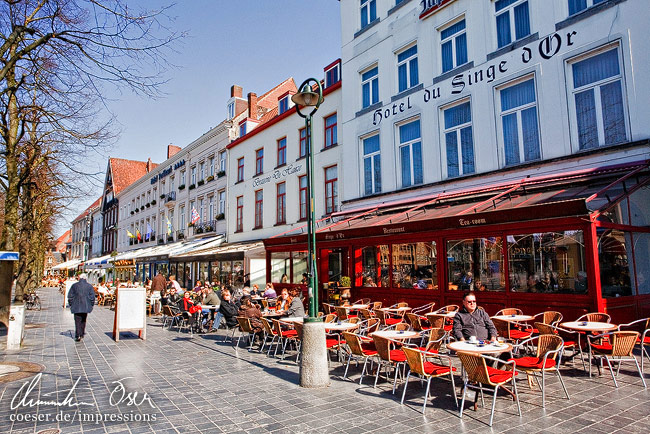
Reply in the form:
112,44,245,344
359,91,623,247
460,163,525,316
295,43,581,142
422,377,432,413
556,369,570,400
374,363,382,388
541,370,546,408
489,385,499,427
449,369,458,407
344,354,352,380
459,380,468,419
512,376,521,417
360,357,370,385
633,356,647,388
605,357,618,387
400,371,411,405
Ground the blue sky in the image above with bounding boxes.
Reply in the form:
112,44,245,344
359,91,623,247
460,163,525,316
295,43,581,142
63,0,341,235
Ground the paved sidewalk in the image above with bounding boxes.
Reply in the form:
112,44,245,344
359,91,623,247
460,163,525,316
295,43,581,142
1,287,649,434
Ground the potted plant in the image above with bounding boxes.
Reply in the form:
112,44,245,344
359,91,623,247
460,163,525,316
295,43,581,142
197,179,205,186
188,183,196,190
205,225,213,232
145,202,150,208
187,222,194,228
217,170,226,178
206,175,214,182
160,194,166,199
339,276,352,302
135,208,139,213
130,210,134,215
140,206,145,210
178,184,186,190
216,213,225,221
195,227,204,234
151,199,156,205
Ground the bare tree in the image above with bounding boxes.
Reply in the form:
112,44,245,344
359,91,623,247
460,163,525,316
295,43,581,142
0,0,180,326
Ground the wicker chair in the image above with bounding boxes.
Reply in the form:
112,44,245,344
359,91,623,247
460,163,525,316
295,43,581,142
618,318,650,372
509,334,569,407
534,322,584,368
272,319,299,360
425,313,453,333
335,306,351,321
375,308,402,328
495,308,523,316
259,317,280,356
342,332,378,384
589,331,646,387
359,308,375,320
434,304,459,314
411,302,436,315
532,311,563,327
577,312,611,323
323,313,337,323
400,346,457,412
357,318,380,336
424,328,447,354
458,352,521,427
493,317,532,345
353,298,371,305
372,301,383,310
372,335,408,393
235,317,254,350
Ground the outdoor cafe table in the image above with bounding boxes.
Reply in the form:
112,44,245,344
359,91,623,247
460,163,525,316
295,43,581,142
447,340,513,355
380,307,412,313
371,330,419,340
280,316,305,324
262,311,283,318
491,314,534,322
343,304,369,310
560,321,617,333
325,322,359,332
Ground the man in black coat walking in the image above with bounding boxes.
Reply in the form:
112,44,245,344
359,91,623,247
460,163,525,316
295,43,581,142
68,273,96,342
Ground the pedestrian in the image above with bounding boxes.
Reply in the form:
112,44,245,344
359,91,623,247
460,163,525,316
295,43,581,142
151,271,167,293
68,273,96,342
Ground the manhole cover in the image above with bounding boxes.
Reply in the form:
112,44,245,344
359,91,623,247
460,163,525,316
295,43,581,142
0,362,44,383
37,429,61,434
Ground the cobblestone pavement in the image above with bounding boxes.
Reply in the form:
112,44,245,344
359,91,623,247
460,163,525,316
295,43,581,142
1,287,649,434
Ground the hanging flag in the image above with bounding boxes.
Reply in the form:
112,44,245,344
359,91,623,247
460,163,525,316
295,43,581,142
190,207,200,225
167,217,173,235
126,229,135,239
136,227,142,241
146,223,153,241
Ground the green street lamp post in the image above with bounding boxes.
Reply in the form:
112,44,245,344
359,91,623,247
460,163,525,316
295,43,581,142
291,78,329,387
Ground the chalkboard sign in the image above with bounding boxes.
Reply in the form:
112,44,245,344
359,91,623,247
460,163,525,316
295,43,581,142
112,286,147,341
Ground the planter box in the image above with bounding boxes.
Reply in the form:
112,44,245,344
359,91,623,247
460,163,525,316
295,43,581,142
145,203,151,208
206,175,215,182
216,213,225,221
217,170,226,178
160,194,166,199
151,200,157,205
130,211,134,215
188,184,196,190
178,184,186,190
197,180,205,186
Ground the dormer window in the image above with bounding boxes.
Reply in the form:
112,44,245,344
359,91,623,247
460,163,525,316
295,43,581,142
279,96,289,114
325,60,341,88
240,123,247,136
227,101,235,119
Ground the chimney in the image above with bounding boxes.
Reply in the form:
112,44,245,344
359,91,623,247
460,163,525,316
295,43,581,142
167,144,182,159
247,92,258,119
146,158,153,173
231,85,243,98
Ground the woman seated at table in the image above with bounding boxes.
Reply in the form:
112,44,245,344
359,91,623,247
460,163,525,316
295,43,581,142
277,288,291,312
264,283,277,302
250,284,261,297
218,288,240,329
180,291,199,327
238,295,264,343
283,287,305,318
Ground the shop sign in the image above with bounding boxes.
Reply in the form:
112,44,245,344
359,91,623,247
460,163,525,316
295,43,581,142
114,259,134,267
373,29,577,126
419,0,455,18
150,159,185,184
252,163,303,188
459,217,487,227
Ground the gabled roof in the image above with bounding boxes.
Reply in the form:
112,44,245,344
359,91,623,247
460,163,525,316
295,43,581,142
72,196,102,223
256,78,297,111
109,158,158,195
56,230,71,245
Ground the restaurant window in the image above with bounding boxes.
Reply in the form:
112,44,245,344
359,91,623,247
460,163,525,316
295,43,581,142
299,175,308,220
271,252,291,283
569,0,606,16
292,251,308,284
499,77,540,166
443,100,475,178
363,134,381,195
277,137,287,166
633,232,650,295
359,245,390,288
237,157,244,182
507,231,587,294
440,18,467,73
276,182,286,224
299,127,307,158
495,0,530,49
570,46,626,150
199,262,209,283
254,189,263,229
361,66,379,109
598,228,634,298
397,44,418,93
324,113,337,149
447,237,505,291
399,119,423,187
210,261,220,284
221,261,232,286
360,0,377,30
255,148,264,175
236,196,243,232
392,242,437,289
324,165,338,215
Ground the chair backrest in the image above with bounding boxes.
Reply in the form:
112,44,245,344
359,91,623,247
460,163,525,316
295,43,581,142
261,299,268,309
496,308,523,316
372,301,383,310
611,331,639,357
162,305,174,317
578,312,611,323
425,313,446,330
405,313,423,331
293,321,304,339
324,313,337,323
260,317,275,335
360,318,380,335
394,322,410,332
492,318,511,339
359,308,374,320
397,302,409,308
457,352,492,385
323,304,333,314
402,347,426,376
618,317,650,334
372,335,394,361
534,311,563,325
361,298,371,305
335,306,349,321
435,304,459,314
237,316,252,333
535,334,563,360
374,309,388,325
411,302,436,314
348,316,361,324
271,319,283,336
427,328,446,353
342,332,364,356
534,321,556,336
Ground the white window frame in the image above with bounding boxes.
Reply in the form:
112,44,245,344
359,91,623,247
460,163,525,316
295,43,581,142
441,98,475,178
361,132,381,196
396,43,418,93
219,151,227,172
360,0,376,30
361,64,379,109
218,190,226,215
396,117,423,188
439,16,467,73
191,166,196,185
495,0,530,48
566,43,628,151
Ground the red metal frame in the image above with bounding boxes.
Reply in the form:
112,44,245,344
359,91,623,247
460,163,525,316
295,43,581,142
324,113,337,149
324,165,338,215
277,137,287,166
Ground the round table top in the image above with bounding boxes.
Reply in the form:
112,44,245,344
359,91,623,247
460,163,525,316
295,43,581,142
201,305,219,310
381,307,412,312
280,316,304,323
262,311,283,317
343,304,369,310
447,340,512,354
427,312,457,318
560,321,617,332
492,314,534,322
371,330,419,339
325,322,359,331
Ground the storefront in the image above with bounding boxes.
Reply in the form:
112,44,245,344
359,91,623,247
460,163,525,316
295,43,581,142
265,161,650,323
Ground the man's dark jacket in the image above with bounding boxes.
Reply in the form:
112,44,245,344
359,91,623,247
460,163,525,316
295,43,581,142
68,279,96,314
452,307,498,341
219,300,240,327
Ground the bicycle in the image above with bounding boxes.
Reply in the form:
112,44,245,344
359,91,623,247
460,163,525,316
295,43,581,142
25,291,41,311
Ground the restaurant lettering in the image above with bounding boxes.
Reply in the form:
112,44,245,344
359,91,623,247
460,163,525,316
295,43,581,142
383,227,406,234
252,163,303,188
373,29,577,126
420,0,455,17
459,218,486,227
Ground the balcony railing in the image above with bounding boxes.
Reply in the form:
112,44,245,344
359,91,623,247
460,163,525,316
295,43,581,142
157,235,165,245
193,220,217,235
165,191,176,205
176,230,185,240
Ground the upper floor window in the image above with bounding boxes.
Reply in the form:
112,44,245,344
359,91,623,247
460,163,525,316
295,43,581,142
299,175,308,220
219,151,226,172
360,0,377,29
499,77,540,165
255,148,264,175
218,190,226,215
570,46,626,150
277,137,287,166
325,63,340,88
397,44,419,93
240,123,247,137
279,96,289,115
237,157,245,182
179,170,185,186
199,162,205,181
398,119,423,187
209,157,214,177
495,0,530,49
299,127,308,158
276,182,286,224
324,165,338,215
362,134,381,196
569,0,606,15
236,196,243,232
324,113,338,148
443,101,475,178
254,190,263,229
441,19,467,73
190,166,196,185
227,101,235,119
361,66,379,109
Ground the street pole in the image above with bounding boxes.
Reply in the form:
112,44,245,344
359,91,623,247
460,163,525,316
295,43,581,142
292,79,329,388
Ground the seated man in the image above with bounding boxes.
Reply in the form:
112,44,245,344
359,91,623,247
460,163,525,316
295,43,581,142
452,291,498,342
218,288,239,329
283,287,305,318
